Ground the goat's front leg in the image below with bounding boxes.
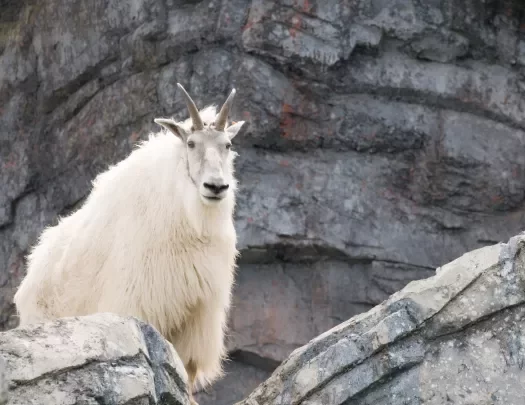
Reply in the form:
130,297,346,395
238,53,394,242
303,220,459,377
177,304,229,405
186,359,199,405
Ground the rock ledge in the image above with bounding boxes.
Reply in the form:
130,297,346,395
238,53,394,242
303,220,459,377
237,233,525,405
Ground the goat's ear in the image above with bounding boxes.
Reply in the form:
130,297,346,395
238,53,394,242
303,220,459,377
154,118,188,141
225,120,245,140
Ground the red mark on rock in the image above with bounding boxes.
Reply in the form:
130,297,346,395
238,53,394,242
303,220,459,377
247,217,254,223
242,19,254,31
289,15,302,38
280,103,295,138
380,187,399,201
282,103,294,114
9,255,24,277
280,160,290,167
129,132,140,143
3,160,16,170
302,0,312,13
281,115,294,138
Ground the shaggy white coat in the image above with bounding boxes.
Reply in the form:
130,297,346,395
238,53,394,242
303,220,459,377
13,106,239,389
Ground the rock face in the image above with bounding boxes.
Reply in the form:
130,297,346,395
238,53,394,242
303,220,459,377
194,358,271,405
2,0,525,403
0,313,190,405
237,232,525,405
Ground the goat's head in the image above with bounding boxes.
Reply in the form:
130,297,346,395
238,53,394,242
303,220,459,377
154,83,245,206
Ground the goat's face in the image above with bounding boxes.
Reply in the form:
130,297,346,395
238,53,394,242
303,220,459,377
154,84,245,206
186,128,235,205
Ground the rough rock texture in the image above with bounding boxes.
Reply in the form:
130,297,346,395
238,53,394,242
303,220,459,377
237,232,525,405
2,0,525,403
0,313,190,405
194,358,271,405
0,358,6,405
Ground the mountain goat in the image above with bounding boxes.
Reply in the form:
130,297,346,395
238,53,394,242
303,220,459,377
13,83,246,405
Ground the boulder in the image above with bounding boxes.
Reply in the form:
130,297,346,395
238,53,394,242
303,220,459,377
236,232,525,404
0,313,190,405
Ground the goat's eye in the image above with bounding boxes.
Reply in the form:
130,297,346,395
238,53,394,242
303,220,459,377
187,141,195,149
226,143,232,150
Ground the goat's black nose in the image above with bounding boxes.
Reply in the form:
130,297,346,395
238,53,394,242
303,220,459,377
203,183,229,194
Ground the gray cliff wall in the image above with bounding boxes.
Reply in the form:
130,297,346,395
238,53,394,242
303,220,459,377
1,1,525,403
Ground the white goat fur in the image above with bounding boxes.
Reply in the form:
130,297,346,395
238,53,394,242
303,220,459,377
13,105,241,391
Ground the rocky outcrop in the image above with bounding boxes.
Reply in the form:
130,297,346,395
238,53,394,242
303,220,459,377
236,232,525,405
1,235,523,405
0,313,190,405
2,0,525,403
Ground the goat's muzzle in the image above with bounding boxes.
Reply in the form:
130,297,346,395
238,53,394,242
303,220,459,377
202,182,229,202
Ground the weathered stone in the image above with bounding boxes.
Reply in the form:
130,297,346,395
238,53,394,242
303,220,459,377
494,14,519,65
348,24,383,51
227,260,434,363
0,357,6,405
237,233,525,405
338,50,525,128
518,40,525,66
407,29,469,62
365,0,426,41
242,0,345,66
195,359,271,405
0,313,190,405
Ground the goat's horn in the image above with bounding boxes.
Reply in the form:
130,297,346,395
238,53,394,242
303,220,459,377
177,83,204,131
214,88,236,131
